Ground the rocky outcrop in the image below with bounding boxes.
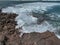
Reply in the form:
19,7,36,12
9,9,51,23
0,13,20,45
20,31,60,45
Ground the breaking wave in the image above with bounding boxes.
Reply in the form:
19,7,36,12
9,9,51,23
2,2,60,39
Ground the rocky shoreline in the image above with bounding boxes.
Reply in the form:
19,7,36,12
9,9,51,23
0,12,60,45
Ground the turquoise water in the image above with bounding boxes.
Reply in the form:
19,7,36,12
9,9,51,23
0,1,59,8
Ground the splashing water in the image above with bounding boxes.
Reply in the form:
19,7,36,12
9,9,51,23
2,2,60,38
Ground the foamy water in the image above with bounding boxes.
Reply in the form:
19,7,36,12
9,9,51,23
2,2,60,38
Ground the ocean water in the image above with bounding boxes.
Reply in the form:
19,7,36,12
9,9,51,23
2,2,60,38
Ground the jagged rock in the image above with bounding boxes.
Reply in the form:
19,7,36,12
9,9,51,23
0,13,20,45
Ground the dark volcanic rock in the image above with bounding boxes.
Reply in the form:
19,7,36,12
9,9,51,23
0,13,20,45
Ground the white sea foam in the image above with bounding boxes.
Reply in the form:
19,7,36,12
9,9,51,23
2,2,60,38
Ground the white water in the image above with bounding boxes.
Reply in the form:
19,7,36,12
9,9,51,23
2,2,60,38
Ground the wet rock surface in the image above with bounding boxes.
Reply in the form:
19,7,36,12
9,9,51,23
0,12,60,45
